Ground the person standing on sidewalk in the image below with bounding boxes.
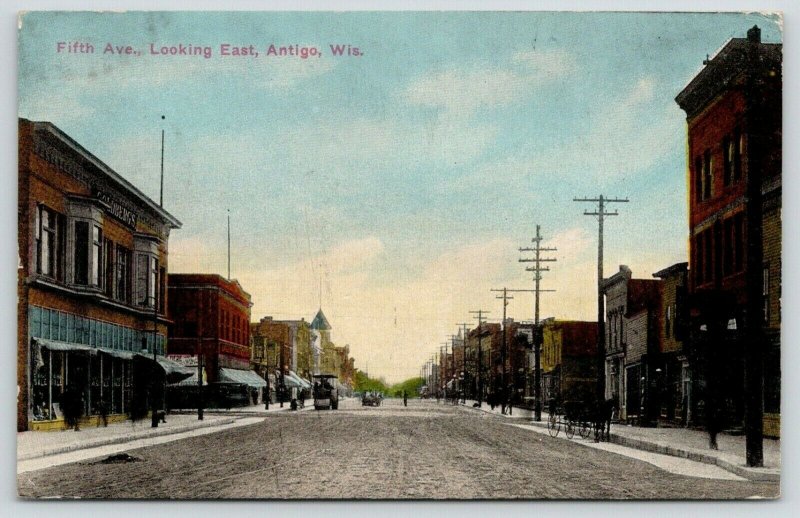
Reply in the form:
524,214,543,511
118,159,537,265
403,390,408,407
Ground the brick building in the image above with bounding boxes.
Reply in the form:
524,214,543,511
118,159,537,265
18,118,182,431
167,274,263,404
675,26,781,437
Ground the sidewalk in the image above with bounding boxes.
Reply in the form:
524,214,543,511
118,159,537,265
17,413,238,461
18,398,331,464
455,399,780,482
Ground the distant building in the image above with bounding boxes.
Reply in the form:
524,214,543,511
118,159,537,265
310,308,332,375
652,262,691,426
540,319,598,405
602,265,662,423
675,25,781,437
167,274,263,404
18,119,182,431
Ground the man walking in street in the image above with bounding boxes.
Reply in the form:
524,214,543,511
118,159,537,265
403,390,408,407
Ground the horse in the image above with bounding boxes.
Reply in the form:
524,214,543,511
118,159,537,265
594,398,617,442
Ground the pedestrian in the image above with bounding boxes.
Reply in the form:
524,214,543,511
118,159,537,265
403,390,407,407
98,398,109,427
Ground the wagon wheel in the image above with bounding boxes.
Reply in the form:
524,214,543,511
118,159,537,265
579,419,592,439
547,412,560,437
565,418,575,439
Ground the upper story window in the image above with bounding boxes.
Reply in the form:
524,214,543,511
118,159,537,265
91,225,103,287
703,150,713,200
133,235,162,311
665,305,672,339
114,244,131,303
723,129,743,187
67,199,104,289
694,150,713,203
35,204,66,280
136,254,159,308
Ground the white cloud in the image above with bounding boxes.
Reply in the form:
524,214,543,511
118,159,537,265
403,49,576,115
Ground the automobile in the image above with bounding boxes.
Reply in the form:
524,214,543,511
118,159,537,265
361,391,382,407
312,374,339,410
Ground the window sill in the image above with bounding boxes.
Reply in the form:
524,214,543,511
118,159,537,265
28,276,169,321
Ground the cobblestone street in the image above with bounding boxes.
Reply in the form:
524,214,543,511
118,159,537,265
17,399,779,500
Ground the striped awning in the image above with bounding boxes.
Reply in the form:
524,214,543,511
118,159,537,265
219,368,267,388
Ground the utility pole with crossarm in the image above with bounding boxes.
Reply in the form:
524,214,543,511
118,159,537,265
519,225,557,422
469,310,489,407
573,195,628,409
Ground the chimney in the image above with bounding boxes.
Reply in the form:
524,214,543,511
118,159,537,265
747,25,761,43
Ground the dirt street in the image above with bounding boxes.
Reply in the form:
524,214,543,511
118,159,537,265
17,399,779,499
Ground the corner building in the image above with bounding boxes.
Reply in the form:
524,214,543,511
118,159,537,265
18,119,181,431
675,26,781,436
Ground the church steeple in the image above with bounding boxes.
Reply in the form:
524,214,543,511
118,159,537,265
310,308,332,331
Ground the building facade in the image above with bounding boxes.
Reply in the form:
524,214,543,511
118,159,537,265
652,262,691,425
602,265,662,422
675,26,781,437
309,309,332,375
540,319,598,405
18,118,182,431
167,274,262,402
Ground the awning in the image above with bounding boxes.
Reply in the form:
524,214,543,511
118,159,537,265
155,356,195,384
33,337,99,355
219,368,267,388
287,370,311,389
278,374,305,389
97,348,138,360
174,372,199,387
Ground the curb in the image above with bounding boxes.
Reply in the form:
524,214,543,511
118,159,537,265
452,401,780,483
517,418,780,483
606,433,780,482
18,416,239,461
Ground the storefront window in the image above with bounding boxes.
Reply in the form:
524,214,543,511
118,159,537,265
112,358,122,414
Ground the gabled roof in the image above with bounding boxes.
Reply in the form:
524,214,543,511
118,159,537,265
310,309,332,331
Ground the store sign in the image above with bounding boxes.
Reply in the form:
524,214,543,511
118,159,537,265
94,188,138,229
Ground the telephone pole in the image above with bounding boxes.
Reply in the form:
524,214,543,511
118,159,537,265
456,322,471,402
573,195,628,407
491,288,536,414
469,310,489,407
159,115,165,207
519,225,557,422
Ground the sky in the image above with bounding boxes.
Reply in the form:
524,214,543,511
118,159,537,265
18,11,783,383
